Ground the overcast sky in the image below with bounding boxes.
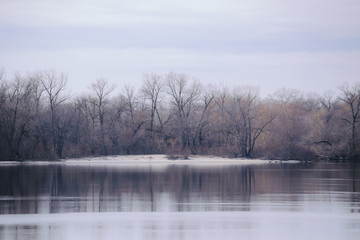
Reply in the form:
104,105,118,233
1,0,359,97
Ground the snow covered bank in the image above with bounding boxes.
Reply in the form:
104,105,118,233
0,155,301,166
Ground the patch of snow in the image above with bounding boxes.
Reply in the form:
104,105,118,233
0,155,301,166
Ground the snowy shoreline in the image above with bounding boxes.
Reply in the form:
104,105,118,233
0,154,300,166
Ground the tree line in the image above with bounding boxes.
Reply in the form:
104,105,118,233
0,69,359,161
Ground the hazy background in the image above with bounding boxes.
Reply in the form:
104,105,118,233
1,0,359,97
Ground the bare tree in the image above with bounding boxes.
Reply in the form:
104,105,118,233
141,73,164,151
224,87,274,158
302,91,335,159
191,88,214,152
25,72,46,157
0,74,36,159
339,83,360,160
120,85,148,154
89,78,116,155
273,88,303,105
213,86,232,153
268,89,324,160
106,94,127,154
320,91,338,126
75,95,96,154
2,67,360,162
40,70,68,158
166,73,201,154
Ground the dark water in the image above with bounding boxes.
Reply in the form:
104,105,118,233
0,161,360,240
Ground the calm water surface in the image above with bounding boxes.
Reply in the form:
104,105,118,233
0,161,360,240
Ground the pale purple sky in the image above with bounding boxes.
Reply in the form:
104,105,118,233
1,0,360,97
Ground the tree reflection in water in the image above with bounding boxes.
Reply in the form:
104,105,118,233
0,164,260,214
0,163,359,214
1,162,360,240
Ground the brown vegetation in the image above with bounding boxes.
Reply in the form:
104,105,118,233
0,69,359,161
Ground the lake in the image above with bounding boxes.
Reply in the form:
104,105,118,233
0,160,360,240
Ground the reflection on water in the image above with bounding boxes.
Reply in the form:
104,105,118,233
0,165,259,214
0,162,360,239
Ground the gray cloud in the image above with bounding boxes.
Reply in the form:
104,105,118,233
1,0,359,96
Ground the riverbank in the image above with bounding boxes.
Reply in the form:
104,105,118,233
0,154,301,166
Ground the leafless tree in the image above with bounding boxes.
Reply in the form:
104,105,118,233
191,88,214,152
40,70,68,158
213,86,232,153
119,85,148,154
89,78,116,155
339,83,360,160
166,72,202,154
224,87,274,158
106,94,127,154
141,73,164,150
320,91,338,125
0,74,37,159
1,68,360,162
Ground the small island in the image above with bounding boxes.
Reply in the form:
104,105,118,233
0,70,359,163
